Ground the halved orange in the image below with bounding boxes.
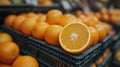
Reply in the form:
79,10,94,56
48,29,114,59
89,27,99,46
59,22,91,54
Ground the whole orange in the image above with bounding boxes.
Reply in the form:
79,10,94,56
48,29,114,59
32,22,49,40
46,9,63,25
44,25,63,46
0,33,12,44
12,15,26,31
21,18,37,36
0,42,20,64
4,15,16,27
12,56,39,67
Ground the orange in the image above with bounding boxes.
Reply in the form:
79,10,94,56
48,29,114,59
0,33,12,44
32,22,49,40
12,56,39,67
94,24,107,41
91,63,96,67
0,42,19,64
89,27,99,46
12,15,26,31
44,25,63,46
96,57,103,65
63,14,76,18
88,16,101,24
102,23,111,35
43,0,53,6
0,63,11,67
46,9,63,25
76,10,83,17
78,15,96,27
27,12,38,20
59,23,91,54
95,12,102,20
21,18,37,36
59,14,82,27
4,14,16,27
84,11,94,16
37,14,46,22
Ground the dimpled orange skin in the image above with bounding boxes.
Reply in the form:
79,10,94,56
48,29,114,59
0,42,20,64
12,15,26,31
20,18,37,36
4,15,16,27
0,33,12,44
12,56,39,67
46,9,63,25
44,25,63,46
32,22,49,40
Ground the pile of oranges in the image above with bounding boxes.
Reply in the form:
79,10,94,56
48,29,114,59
76,9,120,23
0,32,39,67
4,9,112,54
91,49,110,67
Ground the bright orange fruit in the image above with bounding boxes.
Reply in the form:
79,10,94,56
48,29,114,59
12,15,26,31
46,9,63,25
4,14,16,27
21,18,37,36
89,27,99,46
12,56,39,67
59,22,91,54
44,25,63,46
0,33,12,44
0,42,19,64
32,22,49,40
94,24,107,41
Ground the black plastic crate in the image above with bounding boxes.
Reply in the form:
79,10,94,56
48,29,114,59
1,25,113,67
97,52,113,67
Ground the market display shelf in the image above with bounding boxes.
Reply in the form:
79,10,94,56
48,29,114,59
1,25,113,67
0,5,63,13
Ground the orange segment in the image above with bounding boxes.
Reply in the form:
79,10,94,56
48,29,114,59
94,24,107,41
46,9,63,25
4,14,16,27
44,25,63,46
89,27,99,46
12,15,26,31
59,23,91,54
32,22,49,40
